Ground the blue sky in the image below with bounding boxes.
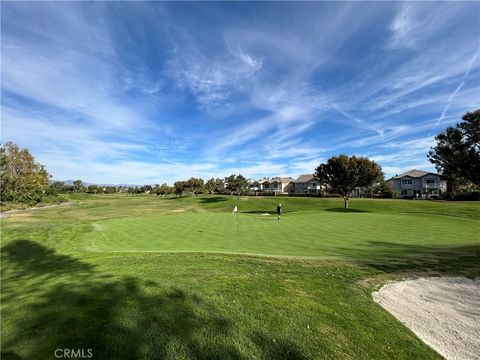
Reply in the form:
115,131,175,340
1,1,479,184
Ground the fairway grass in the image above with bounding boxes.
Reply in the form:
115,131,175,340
85,212,477,258
1,195,479,359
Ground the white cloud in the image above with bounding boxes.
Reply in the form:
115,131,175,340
2,2,478,185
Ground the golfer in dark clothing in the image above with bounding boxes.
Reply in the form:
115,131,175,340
277,203,282,220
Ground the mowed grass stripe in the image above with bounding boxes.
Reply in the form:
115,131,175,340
84,211,478,257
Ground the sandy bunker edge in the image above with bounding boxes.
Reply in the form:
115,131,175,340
373,277,480,360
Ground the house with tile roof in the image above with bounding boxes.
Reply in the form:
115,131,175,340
387,169,447,198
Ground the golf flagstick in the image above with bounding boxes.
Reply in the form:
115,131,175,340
236,211,239,238
233,205,239,238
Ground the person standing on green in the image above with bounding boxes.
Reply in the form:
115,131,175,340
276,203,282,221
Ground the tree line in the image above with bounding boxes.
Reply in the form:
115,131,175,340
38,175,250,199
173,175,249,199
1,109,478,207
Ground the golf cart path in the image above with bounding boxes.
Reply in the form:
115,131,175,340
0,201,74,218
373,277,480,360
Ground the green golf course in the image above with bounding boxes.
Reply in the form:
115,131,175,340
1,194,479,359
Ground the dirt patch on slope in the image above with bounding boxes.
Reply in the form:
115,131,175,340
0,202,74,218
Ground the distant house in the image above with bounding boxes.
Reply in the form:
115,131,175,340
351,187,368,198
266,177,294,195
387,170,447,199
249,177,294,195
249,178,269,192
293,174,321,195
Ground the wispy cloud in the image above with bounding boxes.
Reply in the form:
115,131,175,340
436,50,479,125
1,2,479,183
388,2,465,50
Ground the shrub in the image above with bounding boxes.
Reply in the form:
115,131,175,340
448,191,480,201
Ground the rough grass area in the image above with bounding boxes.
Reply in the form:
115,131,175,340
1,194,479,359
0,194,69,212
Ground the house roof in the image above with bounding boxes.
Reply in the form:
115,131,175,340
388,169,440,180
270,177,294,183
294,174,316,183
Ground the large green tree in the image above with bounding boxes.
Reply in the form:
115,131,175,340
428,109,480,187
142,185,153,194
73,180,85,192
315,155,383,208
205,178,224,195
156,183,172,197
104,186,117,194
0,142,52,204
225,174,249,199
173,181,187,197
49,181,66,195
87,184,102,194
186,177,204,196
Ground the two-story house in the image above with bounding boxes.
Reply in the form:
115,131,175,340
387,170,447,199
265,177,294,195
249,178,268,192
250,177,294,195
293,174,322,195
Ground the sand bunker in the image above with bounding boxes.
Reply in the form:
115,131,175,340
373,277,480,360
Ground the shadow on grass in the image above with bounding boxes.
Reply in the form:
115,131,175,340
343,241,480,277
198,196,228,204
250,332,308,360
1,240,306,359
1,240,94,277
241,210,281,214
323,208,369,213
0,352,22,360
1,240,244,359
2,278,246,359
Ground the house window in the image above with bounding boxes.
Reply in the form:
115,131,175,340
401,190,408,195
264,184,269,189
426,179,436,185
402,179,413,185
312,183,317,187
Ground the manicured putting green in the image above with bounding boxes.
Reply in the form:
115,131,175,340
84,211,478,257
